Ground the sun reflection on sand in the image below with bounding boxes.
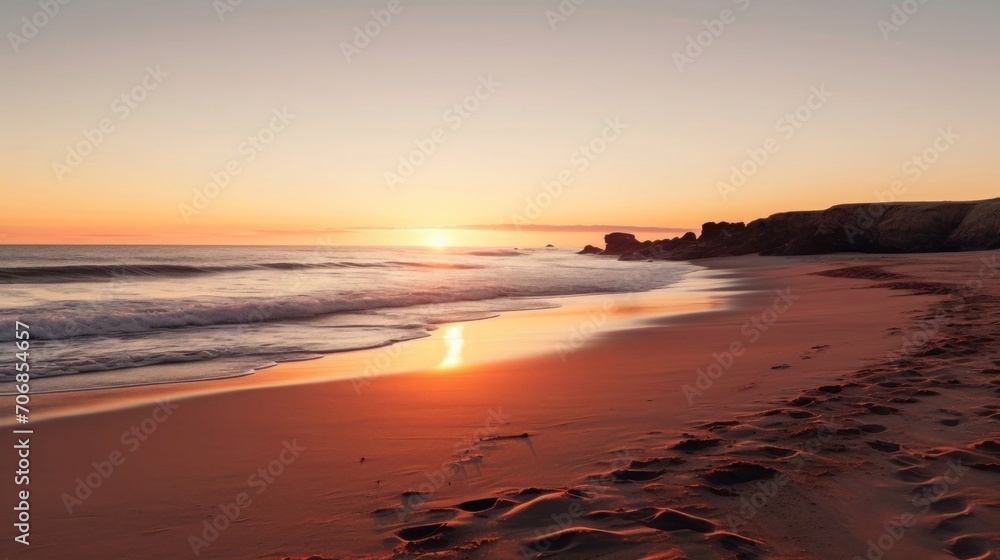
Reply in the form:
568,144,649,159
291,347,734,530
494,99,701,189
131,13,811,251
437,325,465,369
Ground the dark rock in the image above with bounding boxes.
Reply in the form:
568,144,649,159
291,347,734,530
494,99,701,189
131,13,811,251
699,221,746,242
578,245,603,255
578,199,1000,261
603,232,645,255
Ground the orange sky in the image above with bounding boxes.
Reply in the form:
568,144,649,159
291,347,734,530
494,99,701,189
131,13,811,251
3,1,998,246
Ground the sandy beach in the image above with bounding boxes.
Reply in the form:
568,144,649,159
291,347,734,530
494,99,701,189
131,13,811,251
5,252,997,559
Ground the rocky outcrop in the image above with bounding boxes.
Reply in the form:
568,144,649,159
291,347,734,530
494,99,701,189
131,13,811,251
579,199,1000,261
602,233,650,256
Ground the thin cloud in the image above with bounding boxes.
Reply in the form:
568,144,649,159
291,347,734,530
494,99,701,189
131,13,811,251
253,228,351,235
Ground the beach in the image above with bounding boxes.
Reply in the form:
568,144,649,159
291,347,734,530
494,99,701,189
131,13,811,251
5,251,997,559
7,1,1000,557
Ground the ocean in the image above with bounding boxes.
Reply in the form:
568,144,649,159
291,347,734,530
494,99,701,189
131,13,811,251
0,245,699,393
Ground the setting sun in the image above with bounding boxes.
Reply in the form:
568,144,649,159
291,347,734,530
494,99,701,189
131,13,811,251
427,233,449,248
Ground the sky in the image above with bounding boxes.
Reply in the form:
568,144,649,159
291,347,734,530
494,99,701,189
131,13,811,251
2,0,998,247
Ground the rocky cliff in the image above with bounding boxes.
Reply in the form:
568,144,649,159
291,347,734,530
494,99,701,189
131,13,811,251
580,199,1000,261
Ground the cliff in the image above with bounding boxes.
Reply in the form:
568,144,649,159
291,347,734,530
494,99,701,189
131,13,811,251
581,199,1000,260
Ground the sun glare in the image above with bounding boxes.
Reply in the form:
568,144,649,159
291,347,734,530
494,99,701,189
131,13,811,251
437,325,465,369
427,233,449,248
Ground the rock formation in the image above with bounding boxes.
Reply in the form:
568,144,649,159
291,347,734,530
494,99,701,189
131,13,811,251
579,199,1000,261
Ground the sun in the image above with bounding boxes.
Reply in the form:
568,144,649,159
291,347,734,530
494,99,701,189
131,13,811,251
427,233,449,248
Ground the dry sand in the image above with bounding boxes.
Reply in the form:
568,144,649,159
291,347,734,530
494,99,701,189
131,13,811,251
4,253,999,559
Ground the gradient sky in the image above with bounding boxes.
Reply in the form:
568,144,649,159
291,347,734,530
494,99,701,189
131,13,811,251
2,0,998,246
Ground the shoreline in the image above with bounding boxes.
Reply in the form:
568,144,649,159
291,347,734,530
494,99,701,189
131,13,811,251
7,261,727,423
6,252,999,559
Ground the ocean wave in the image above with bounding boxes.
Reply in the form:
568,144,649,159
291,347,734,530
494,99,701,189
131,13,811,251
465,250,523,257
0,260,482,284
0,288,529,341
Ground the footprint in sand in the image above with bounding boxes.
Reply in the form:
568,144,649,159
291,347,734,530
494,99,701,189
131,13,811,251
788,395,818,407
947,535,994,560
929,495,970,514
456,497,516,513
628,457,686,469
701,461,779,486
698,420,741,431
523,528,632,557
612,468,665,483
710,532,765,554
868,440,902,453
862,403,901,415
934,512,975,534
895,465,936,483
761,446,797,458
972,440,1000,454
877,381,905,388
395,522,453,542
672,437,723,453
641,508,716,533
859,424,889,433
